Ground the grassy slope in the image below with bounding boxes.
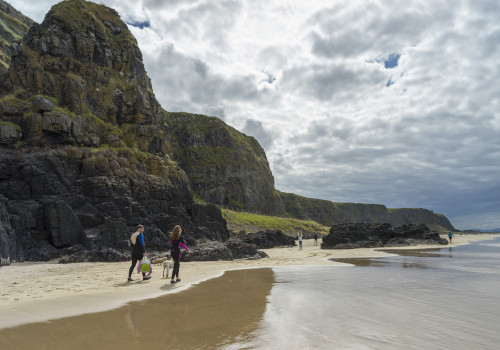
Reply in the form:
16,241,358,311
222,209,329,236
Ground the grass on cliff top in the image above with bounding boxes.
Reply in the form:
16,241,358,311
0,11,31,40
48,0,136,50
222,209,329,236
427,224,454,234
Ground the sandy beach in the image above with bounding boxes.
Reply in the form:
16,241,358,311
0,233,496,329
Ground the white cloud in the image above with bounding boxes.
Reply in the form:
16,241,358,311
8,0,500,229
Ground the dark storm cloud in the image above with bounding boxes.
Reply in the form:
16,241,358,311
282,63,385,101
241,119,274,150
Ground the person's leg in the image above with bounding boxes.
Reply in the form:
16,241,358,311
171,255,180,282
172,261,179,278
129,257,139,279
176,259,181,281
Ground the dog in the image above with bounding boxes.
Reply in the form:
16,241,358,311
152,257,167,265
162,258,173,278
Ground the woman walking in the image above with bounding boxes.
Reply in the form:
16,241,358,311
170,225,190,284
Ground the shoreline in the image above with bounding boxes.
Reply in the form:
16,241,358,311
0,233,497,329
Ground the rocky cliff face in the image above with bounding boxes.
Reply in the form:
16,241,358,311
0,0,229,265
0,147,230,262
1,0,161,126
167,112,283,215
387,208,453,229
0,0,34,72
278,191,454,231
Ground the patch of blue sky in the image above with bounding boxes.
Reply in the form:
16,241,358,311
384,53,400,69
127,20,151,29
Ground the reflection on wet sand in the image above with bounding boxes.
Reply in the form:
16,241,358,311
378,248,444,257
0,268,274,350
331,248,448,269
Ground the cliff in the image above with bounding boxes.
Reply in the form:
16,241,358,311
278,191,454,231
0,0,34,72
0,0,229,265
166,112,283,215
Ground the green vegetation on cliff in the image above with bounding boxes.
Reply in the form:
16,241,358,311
0,0,34,71
167,112,280,214
222,209,329,236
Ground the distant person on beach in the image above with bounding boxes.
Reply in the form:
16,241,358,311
170,225,190,284
314,234,318,246
448,231,455,243
128,224,151,281
298,231,303,250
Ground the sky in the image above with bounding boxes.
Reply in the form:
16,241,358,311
9,0,500,230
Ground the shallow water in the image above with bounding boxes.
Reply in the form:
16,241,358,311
1,237,499,349
233,236,500,349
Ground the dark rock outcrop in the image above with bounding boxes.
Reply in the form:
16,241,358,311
181,239,268,262
228,230,296,249
182,230,293,262
321,223,448,249
0,146,231,263
58,245,129,263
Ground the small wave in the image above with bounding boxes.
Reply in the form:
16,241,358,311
478,243,500,248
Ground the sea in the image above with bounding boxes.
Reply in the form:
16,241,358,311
1,235,499,350
234,235,500,350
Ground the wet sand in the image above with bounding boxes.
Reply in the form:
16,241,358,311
0,268,274,350
0,233,495,331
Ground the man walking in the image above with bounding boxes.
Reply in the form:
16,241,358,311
128,224,150,281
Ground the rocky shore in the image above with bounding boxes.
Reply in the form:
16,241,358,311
321,223,448,249
18,229,294,264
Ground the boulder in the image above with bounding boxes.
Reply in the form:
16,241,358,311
0,123,21,146
228,230,296,249
32,97,55,113
45,200,84,248
59,245,129,263
182,240,233,262
321,223,448,249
